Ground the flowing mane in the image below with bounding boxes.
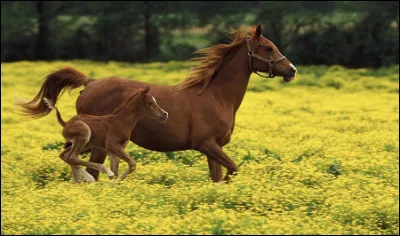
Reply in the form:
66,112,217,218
176,26,259,94
111,86,150,115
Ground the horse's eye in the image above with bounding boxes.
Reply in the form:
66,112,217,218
148,102,153,105
266,46,273,52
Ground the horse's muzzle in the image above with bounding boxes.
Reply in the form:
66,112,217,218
159,111,168,123
283,76,295,82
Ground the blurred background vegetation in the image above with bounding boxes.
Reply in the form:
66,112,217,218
1,1,398,68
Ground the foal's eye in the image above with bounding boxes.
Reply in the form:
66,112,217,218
266,46,273,52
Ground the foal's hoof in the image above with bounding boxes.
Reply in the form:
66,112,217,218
85,175,96,183
105,169,115,180
80,170,96,183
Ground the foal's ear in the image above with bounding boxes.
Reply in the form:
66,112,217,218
255,24,262,39
140,85,150,96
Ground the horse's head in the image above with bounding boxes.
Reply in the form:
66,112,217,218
131,85,168,123
246,24,297,82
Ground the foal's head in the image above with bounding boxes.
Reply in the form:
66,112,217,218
125,85,168,123
247,24,297,82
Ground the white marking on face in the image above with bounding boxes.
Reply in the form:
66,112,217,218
151,97,158,111
290,63,297,71
151,96,168,121
150,96,160,114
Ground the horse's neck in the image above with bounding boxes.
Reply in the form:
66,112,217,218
109,107,140,132
209,45,252,112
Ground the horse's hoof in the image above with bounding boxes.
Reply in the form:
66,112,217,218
86,176,95,183
80,170,96,183
109,178,120,184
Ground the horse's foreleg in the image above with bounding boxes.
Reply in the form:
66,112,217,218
198,140,238,182
107,146,136,181
206,157,223,183
109,154,120,178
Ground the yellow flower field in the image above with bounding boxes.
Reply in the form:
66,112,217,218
1,61,399,234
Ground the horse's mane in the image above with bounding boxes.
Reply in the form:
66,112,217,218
111,86,149,115
176,26,259,94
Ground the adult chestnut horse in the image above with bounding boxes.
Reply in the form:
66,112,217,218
18,24,297,182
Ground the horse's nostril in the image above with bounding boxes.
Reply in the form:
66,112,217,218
290,67,297,73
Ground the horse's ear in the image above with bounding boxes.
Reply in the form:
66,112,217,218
141,84,150,96
255,24,262,39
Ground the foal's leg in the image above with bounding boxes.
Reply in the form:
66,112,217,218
198,140,238,182
71,165,83,183
86,148,108,181
64,121,114,179
107,146,136,181
59,146,82,183
60,146,94,183
66,140,115,179
79,168,96,182
76,147,96,182
109,154,120,178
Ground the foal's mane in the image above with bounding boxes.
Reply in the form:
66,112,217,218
176,26,259,94
111,86,149,115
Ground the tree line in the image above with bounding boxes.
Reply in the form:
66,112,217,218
1,1,398,67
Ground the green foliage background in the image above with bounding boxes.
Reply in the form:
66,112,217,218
1,1,399,67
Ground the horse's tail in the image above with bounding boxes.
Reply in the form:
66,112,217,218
16,67,95,119
43,98,65,127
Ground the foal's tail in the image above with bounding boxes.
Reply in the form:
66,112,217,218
43,98,65,127
15,67,95,119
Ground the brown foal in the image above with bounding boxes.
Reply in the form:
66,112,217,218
43,85,168,182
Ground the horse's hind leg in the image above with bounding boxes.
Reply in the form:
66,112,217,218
67,146,115,179
79,168,95,182
86,148,108,181
59,146,82,183
64,121,114,180
60,149,93,183
65,140,98,181
71,165,83,183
